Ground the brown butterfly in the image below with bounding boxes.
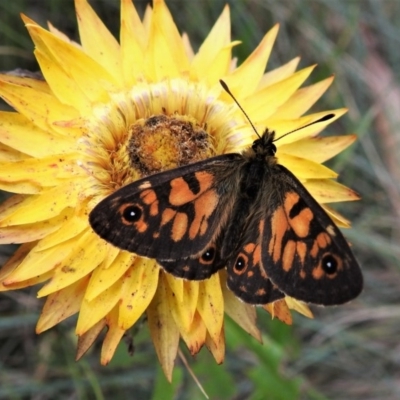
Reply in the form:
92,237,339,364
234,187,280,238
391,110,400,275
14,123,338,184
89,83,363,307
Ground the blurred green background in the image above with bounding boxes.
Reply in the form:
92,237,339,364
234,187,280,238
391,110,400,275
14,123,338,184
0,0,399,399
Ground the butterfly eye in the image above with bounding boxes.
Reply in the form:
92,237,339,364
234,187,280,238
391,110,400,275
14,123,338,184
120,204,143,223
201,247,216,264
322,254,338,275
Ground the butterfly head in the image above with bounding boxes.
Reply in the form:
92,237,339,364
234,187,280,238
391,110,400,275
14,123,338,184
251,128,277,159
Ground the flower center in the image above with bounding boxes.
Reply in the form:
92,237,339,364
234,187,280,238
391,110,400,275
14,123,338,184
128,114,215,176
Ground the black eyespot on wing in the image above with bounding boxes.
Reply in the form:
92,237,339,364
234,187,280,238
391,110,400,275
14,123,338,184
158,242,224,280
121,204,143,223
322,253,338,275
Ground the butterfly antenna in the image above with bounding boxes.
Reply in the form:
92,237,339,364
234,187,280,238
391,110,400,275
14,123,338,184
274,113,335,142
220,79,261,139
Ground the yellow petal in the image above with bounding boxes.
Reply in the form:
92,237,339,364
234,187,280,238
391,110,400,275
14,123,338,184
284,297,314,319
0,154,84,187
204,42,240,86
179,311,207,356
0,111,77,157
33,208,89,251
197,273,224,345
0,208,72,244
164,272,184,303
0,183,80,226
25,24,116,103
0,142,28,162
36,275,90,333
220,270,261,341
85,250,134,301
38,231,107,297
246,66,316,122
205,324,225,364
191,5,230,79
322,204,351,228
0,180,40,194
0,77,80,136
34,49,92,115
75,0,122,85
273,76,334,119
165,277,194,333
146,0,189,79
76,277,123,335
3,233,79,283
76,319,106,360
0,242,36,281
223,25,279,99
305,179,360,203
258,57,300,88
278,154,338,180
1,270,53,291
120,0,146,86
0,73,51,94
147,274,180,382
101,305,126,365
118,258,159,330
279,135,357,164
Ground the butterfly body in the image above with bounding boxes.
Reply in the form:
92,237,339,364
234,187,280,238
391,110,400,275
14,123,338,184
90,127,363,306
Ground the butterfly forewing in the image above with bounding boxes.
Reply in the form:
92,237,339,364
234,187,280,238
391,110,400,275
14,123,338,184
89,154,242,260
261,166,363,305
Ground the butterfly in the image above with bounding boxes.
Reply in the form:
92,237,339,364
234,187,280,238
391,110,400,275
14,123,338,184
89,83,363,307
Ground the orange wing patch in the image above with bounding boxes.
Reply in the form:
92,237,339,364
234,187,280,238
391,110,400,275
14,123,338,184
190,189,219,239
169,171,214,206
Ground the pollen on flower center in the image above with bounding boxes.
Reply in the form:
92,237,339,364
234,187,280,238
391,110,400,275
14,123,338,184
128,114,215,176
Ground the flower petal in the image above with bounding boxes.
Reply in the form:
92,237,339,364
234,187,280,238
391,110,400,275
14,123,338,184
191,5,230,79
305,179,360,203
284,297,313,319
76,319,106,360
147,274,180,382
205,325,225,364
37,231,107,297
85,250,134,301
25,23,116,103
0,208,72,244
0,76,80,135
75,0,122,85
220,271,261,341
76,277,123,335
118,258,159,330
278,154,338,180
273,76,334,119
197,273,224,345
101,305,126,365
259,57,300,88
246,66,316,122
279,135,357,163
36,275,90,333
263,300,293,325
223,25,279,99
120,0,146,85
0,112,77,157
179,311,207,356
0,183,80,226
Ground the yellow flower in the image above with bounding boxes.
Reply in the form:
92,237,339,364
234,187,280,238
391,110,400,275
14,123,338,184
0,0,358,380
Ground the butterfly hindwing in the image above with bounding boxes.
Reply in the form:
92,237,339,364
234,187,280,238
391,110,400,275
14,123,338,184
225,214,285,305
261,165,363,306
158,240,225,280
89,154,241,260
